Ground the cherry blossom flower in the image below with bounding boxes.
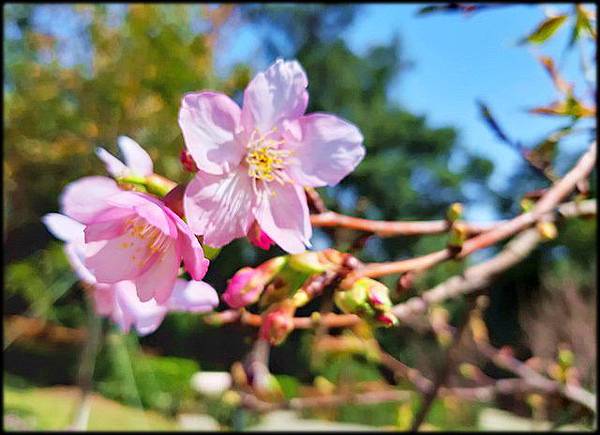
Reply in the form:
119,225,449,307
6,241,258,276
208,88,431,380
42,177,218,335
180,59,365,253
83,189,209,303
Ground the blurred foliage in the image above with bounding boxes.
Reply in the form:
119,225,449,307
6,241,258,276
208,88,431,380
94,333,200,415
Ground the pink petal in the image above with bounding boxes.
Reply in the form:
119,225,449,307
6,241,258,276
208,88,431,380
113,280,167,335
60,176,122,224
83,208,133,243
241,59,308,133
134,241,179,304
168,279,219,312
178,91,243,175
42,213,85,243
96,147,128,177
92,284,116,316
65,242,97,284
84,232,155,284
102,191,177,238
183,168,256,248
163,207,209,281
254,183,311,254
284,114,365,187
118,136,154,176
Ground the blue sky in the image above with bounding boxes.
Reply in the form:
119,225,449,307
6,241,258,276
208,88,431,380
214,4,596,218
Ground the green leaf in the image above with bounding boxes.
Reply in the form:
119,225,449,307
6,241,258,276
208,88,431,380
521,15,568,44
569,4,596,47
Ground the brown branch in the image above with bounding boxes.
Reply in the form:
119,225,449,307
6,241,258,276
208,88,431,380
346,193,596,286
310,212,496,237
207,309,361,329
476,341,597,413
391,197,596,322
206,195,594,332
459,141,596,258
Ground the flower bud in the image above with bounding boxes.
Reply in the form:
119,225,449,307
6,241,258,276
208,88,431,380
375,311,398,327
180,149,199,172
558,345,575,368
448,222,468,250
520,197,535,213
163,183,186,218
446,202,463,222
364,279,393,310
223,257,288,309
334,285,368,315
288,251,330,274
259,301,296,346
536,221,558,240
248,220,274,250
291,289,310,307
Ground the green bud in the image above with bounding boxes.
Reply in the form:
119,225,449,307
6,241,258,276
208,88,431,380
446,202,463,222
536,221,558,240
288,251,329,274
520,198,535,212
334,284,368,314
448,222,468,249
558,347,574,368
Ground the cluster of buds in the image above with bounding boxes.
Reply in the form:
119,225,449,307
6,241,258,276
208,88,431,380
333,277,398,327
546,343,580,385
223,249,363,345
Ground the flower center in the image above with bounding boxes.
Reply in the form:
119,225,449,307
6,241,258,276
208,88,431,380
245,128,290,189
123,216,170,254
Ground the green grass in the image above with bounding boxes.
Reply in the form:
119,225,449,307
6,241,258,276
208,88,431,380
3,385,178,430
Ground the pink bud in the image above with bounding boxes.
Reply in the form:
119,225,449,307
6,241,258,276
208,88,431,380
223,267,265,309
376,312,399,327
223,256,287,309
163,183,186,219
248,220,274,250
180,149,199,172
259,301,295,345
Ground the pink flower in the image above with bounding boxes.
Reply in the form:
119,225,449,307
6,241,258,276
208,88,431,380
42,176,123,283
43,177,218,336
95,136,154,178
83,190,209,304
180,59,365,254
